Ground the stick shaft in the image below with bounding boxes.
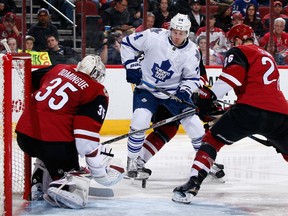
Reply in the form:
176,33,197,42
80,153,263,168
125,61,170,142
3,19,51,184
141,80,196,108
102,109,196,145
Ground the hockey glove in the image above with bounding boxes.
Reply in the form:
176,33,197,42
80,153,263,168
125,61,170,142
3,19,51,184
169,89,194,113
124,59,142,85
196,85,217,115
176,89,191,104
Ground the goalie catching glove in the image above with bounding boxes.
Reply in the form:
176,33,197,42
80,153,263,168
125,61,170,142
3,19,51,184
85,144,125,187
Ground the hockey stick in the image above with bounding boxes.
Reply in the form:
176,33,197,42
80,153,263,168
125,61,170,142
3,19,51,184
88,187,114,197
141,80,196,108
102,108,196,145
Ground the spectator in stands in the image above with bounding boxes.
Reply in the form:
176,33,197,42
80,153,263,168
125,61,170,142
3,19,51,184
0,12,20,51
187,0,206,36
153,0,175,28
135,12,155,32
197,35,223,65
99,29,123,64
28,8,59,51
127,0,142,28
24,35,35,52
232,0,258,17
46,35,80,65
262,1,288,34
231,11,244,26
231,11,260,45
102,0,134,34
259,17,288,65
244,3,263,39
0,0,17,18
215,4,232,32
2,37,18,53
196,14,228,53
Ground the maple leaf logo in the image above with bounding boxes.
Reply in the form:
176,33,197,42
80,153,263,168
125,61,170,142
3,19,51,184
151,60,174,84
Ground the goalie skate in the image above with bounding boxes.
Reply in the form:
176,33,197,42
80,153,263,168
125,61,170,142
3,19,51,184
44,171,91,209
46,186,85,209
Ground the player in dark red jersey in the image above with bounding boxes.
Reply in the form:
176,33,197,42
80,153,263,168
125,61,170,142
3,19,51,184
172,24,288,204
16,55,125,208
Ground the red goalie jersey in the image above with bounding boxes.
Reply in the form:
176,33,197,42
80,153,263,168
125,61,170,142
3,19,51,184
219,44,288,115
16,64,109,143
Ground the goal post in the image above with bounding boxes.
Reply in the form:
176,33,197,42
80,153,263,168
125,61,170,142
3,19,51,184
0,53,32,216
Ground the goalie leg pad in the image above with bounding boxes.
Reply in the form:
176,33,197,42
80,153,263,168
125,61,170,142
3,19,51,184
45,174,91,209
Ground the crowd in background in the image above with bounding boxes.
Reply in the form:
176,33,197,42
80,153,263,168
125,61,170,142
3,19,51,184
1,0,288,65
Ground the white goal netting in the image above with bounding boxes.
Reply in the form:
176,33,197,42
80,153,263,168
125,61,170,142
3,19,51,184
0,53,31,216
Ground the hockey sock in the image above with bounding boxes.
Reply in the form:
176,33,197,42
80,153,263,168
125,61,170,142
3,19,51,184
140,124,178,162
190,143,217,177
127,127,145,158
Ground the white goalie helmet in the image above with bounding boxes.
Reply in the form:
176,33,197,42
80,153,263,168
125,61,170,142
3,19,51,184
169,13,191,37
76,55,106,83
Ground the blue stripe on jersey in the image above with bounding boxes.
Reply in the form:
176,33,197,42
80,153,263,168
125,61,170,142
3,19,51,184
182,77,200,81
126,36,140,52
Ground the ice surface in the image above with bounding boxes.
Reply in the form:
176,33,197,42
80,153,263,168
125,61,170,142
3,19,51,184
14,135,288,216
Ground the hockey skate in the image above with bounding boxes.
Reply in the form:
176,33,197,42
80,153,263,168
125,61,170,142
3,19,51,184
207,162,225,183
172,170,207,204
126,156,151,180
136,156,152,179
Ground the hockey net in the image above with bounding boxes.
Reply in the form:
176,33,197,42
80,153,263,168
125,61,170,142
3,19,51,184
0,53,32,216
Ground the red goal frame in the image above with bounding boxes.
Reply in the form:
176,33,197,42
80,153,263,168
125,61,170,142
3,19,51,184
2,53,32,216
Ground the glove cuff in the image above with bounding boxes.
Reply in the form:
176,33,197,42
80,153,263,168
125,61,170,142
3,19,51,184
124,59,141,69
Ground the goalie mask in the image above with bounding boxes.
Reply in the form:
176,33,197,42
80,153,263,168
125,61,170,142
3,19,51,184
76,55,106,83
169,13,191,39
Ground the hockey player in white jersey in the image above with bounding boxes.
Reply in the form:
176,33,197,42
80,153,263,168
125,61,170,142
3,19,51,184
121,13,205,179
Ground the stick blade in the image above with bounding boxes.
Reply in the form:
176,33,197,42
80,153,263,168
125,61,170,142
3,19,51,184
88,187,114,197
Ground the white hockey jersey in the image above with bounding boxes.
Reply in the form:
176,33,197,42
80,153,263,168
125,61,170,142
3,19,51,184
121,28,201,99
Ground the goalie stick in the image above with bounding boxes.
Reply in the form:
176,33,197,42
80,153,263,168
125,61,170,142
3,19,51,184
102,108,196,145
88,187,114,197
141,80,196,108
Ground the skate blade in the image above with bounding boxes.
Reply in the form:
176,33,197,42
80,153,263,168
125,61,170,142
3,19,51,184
172,191,194,204
124,171,150,180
